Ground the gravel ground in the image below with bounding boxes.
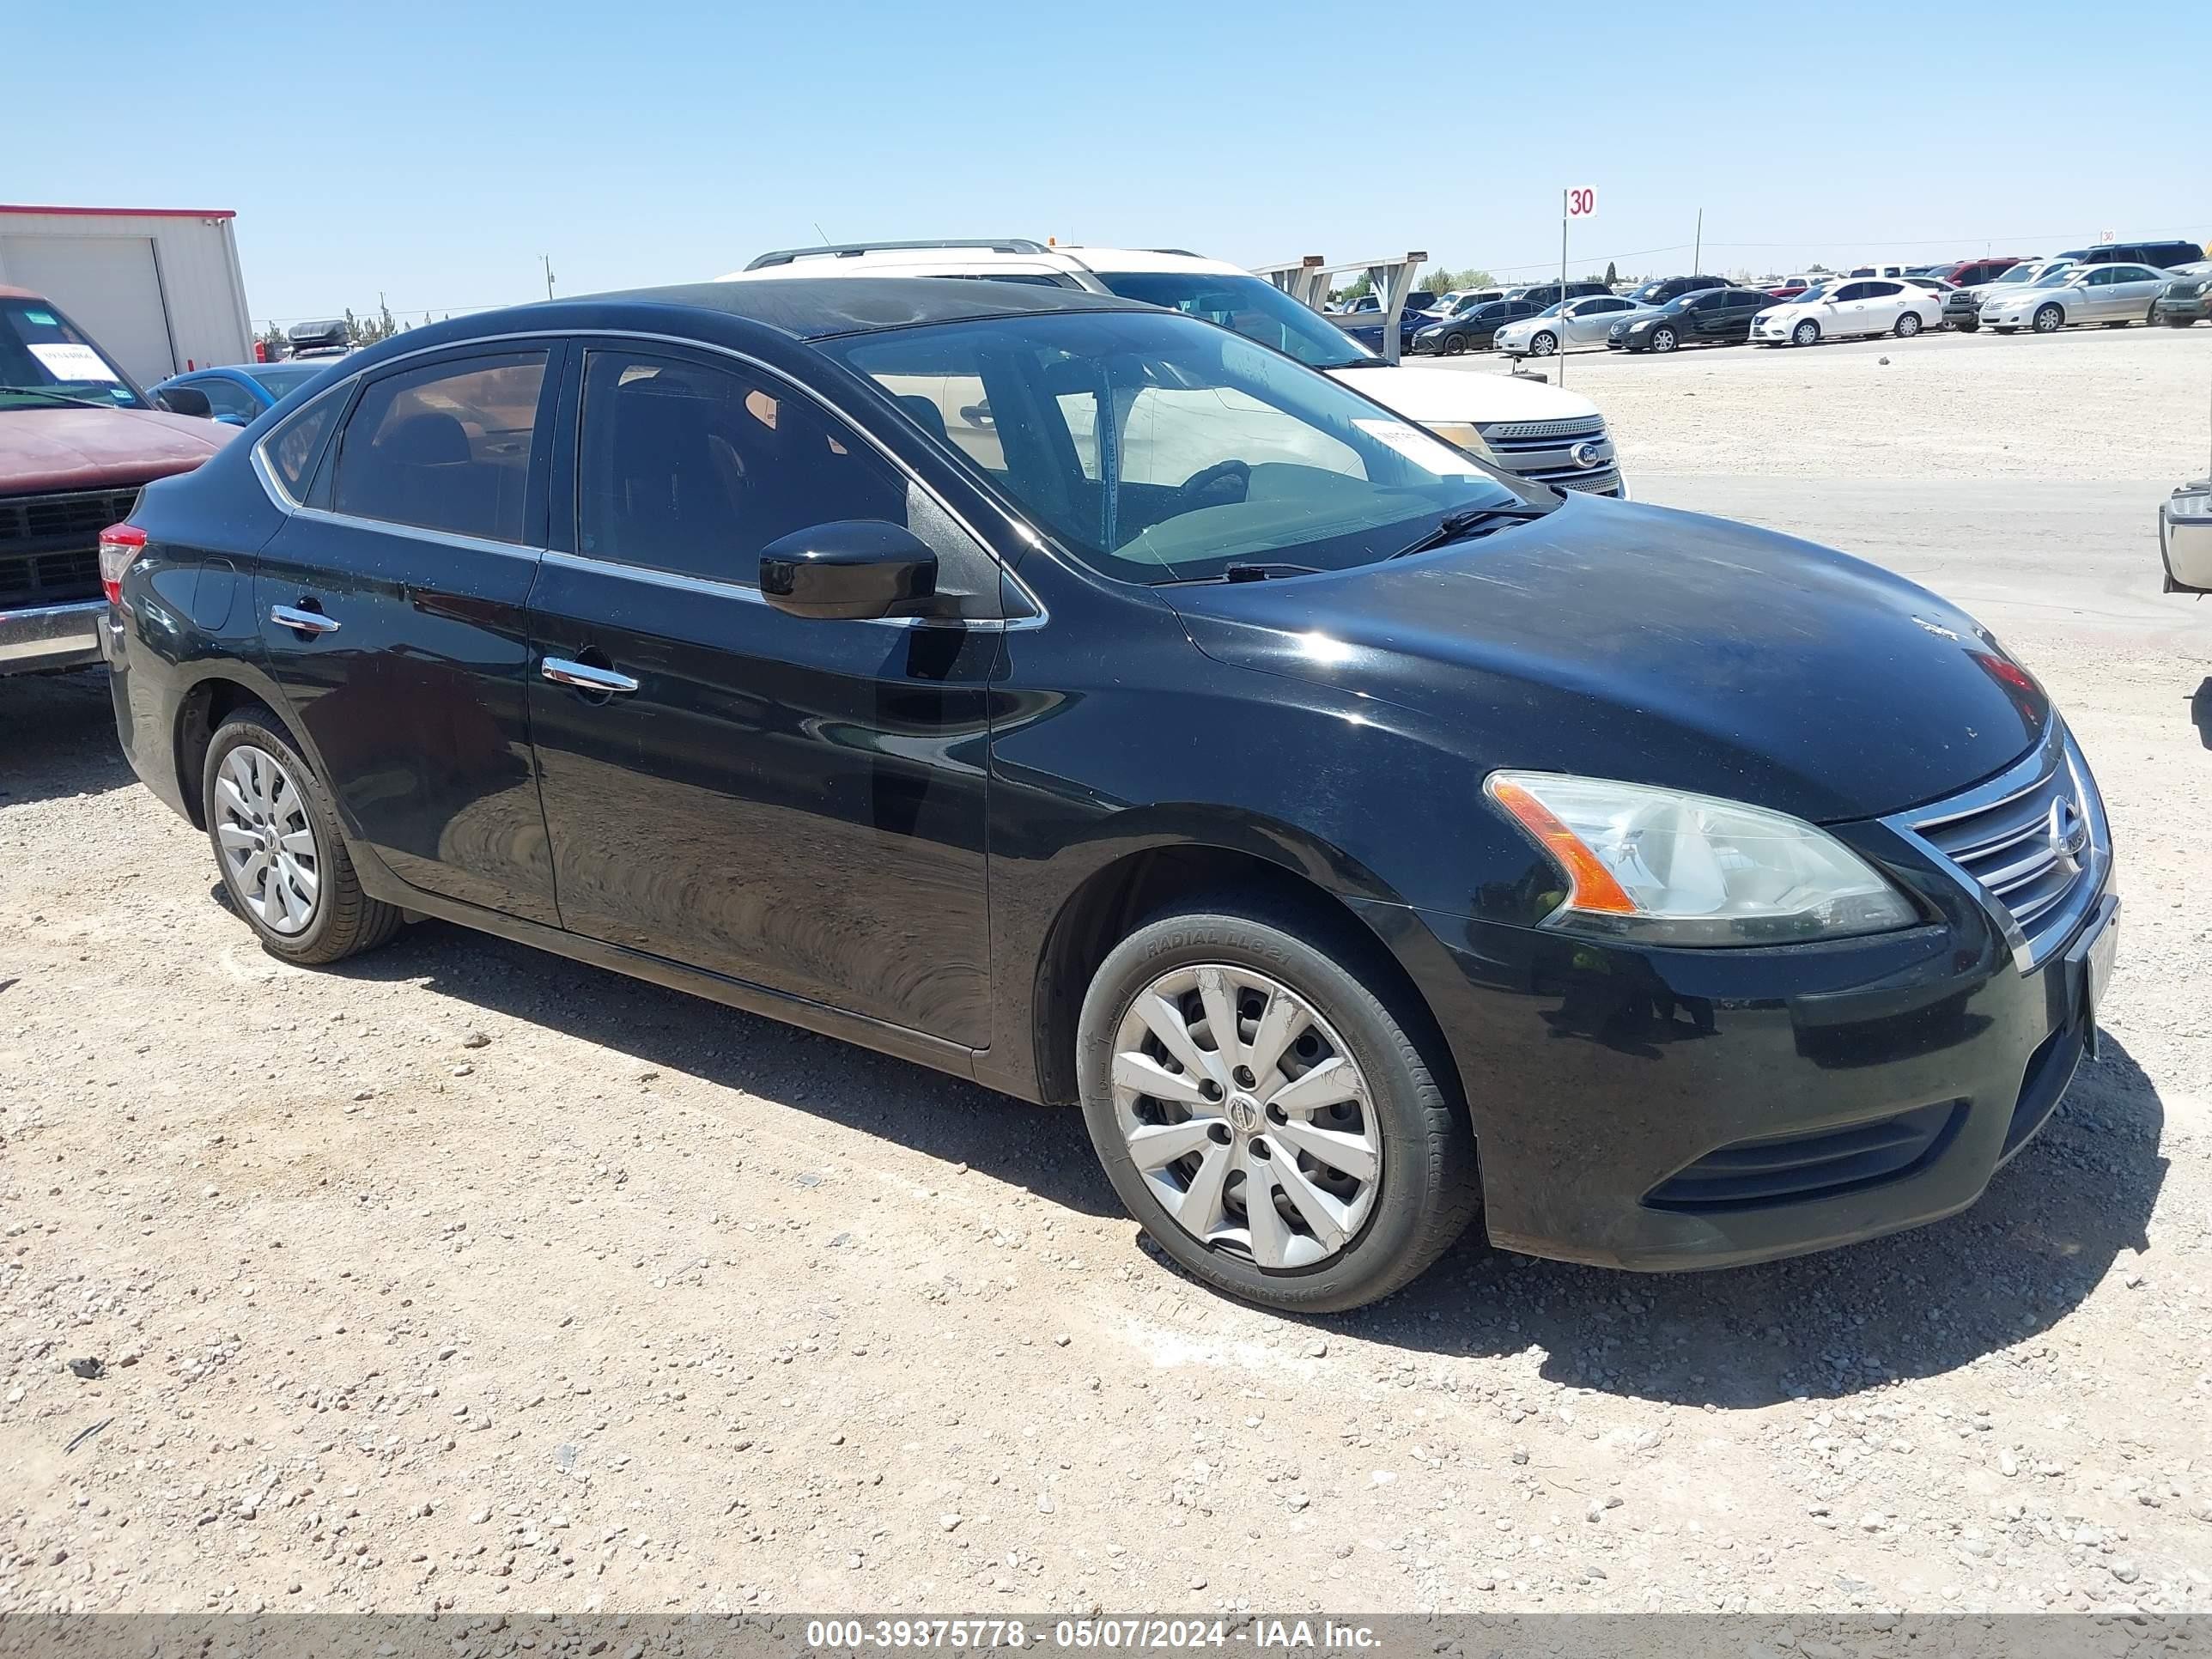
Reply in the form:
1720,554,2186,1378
3,327,2211,1620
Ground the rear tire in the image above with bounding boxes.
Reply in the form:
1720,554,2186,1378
1077,901,1479,1314
203,708,403,966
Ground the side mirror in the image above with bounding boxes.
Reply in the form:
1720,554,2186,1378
759,520,938,621
157,386,214,419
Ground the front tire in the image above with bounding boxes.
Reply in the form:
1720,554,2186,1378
1077,902,1478,1313
1528,331,1558,357
203,708,403,965
1650,325,1679,354
1894,310,1923,337
1792,319,1821,347
2033,303,2064,333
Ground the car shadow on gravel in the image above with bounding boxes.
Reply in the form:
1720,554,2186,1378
1317,1036,2168,1407
325,920,1124,1218
2190,677,2211,749
0,670,134,807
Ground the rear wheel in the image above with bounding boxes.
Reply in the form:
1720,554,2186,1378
2033,303,2064,333
1650,325,1679,353
1078,902,1478,1313
203,708,403,965
1528,331,1558,357
1792,319,1821,347
1441,333,1468,357
1893,309,1923,337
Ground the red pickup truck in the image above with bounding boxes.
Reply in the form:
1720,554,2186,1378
1,285,235,675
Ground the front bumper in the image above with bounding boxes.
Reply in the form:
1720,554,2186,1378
1368,828,2118,1272
2160,483,2212,591
0,599,106,675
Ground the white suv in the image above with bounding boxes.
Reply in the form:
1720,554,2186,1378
721,240,1625,497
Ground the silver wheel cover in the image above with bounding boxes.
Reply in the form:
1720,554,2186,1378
1111,964,1382,1271
214,744,321,937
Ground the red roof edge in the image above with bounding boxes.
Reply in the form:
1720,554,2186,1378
0,204,236,221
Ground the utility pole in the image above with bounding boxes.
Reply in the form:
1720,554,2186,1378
540,255,555,301
1558,191,1570,387
1692,208,1704,274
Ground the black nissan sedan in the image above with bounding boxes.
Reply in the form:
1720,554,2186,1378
99,278,2118,1313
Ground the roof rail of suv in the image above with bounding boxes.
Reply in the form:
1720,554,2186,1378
744,238,1051,270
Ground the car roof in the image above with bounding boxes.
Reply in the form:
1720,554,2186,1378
331,279,1154,375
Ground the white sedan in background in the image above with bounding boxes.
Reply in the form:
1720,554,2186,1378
1980,263,2172,333
1493,294,1643,357
1751,278,1944,347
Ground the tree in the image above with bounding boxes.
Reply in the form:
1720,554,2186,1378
1604,259,1618,285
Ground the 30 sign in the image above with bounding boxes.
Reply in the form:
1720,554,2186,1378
1565,186,1597,218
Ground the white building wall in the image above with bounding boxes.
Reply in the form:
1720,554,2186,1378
0,209,253,383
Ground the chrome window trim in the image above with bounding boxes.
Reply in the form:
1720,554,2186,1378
249,381,355,507
1881,722,2110,974
243,325,1048,627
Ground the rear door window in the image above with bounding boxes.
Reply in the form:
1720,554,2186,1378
332,352,550,544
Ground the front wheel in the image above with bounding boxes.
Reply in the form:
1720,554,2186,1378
1650,325,1679,354
1441,333,1468,357
1528,331,1558,357
204,708,403,965
1792,319,1821,347
1893,310,1923,338
2033,303,2064,333
1078,903,1478,1313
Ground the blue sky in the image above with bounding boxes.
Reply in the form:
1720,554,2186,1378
18,0,2210,325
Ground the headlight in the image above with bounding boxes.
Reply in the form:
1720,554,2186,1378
1422,422,1500,462
1486,772,1917,946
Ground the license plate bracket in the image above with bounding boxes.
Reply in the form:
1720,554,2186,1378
2065,893,2120,1059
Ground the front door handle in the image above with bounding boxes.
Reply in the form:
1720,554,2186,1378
541,656,639,695
270,604,340,636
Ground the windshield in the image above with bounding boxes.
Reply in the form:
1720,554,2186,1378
1533,301,1567,319
1095,271,1375,371
1791,284,1832,305
1449,294,1492,314
1989,263,2039,285
2028,264,2077,287
245,363,327,398
0,299,148,410
823,309,1540,586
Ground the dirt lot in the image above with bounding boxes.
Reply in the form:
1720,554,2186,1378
3,327,2210,1620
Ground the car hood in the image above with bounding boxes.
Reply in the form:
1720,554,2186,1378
1158,492,2049,824
1324,360,1599,423
0,405,234,495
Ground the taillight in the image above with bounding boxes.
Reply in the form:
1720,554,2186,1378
99,524,148,605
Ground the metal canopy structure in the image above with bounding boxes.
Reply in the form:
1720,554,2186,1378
1254,250,1428,363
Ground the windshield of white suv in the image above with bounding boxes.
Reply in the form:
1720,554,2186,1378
1091,273,1375,372
0,299,149,411
823,309,1544,586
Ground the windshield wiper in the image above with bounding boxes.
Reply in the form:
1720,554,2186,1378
1388,502,1552,561
1154,561,1325,586
0,385,115,410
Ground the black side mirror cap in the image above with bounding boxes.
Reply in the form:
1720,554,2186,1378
157,386,214,419
759,520,939,621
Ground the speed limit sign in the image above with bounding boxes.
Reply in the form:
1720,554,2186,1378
1566,186,1597,218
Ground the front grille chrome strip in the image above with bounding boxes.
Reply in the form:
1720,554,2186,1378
1881,723,2110,974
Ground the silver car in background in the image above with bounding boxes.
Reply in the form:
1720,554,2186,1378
1981,263,2171,333
1494,294,1643,357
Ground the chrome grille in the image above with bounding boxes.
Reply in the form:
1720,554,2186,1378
1478,416,1619,493
1898,728,2106,968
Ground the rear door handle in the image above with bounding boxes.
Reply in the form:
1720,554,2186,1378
270,604,340,636
541,656,639,695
